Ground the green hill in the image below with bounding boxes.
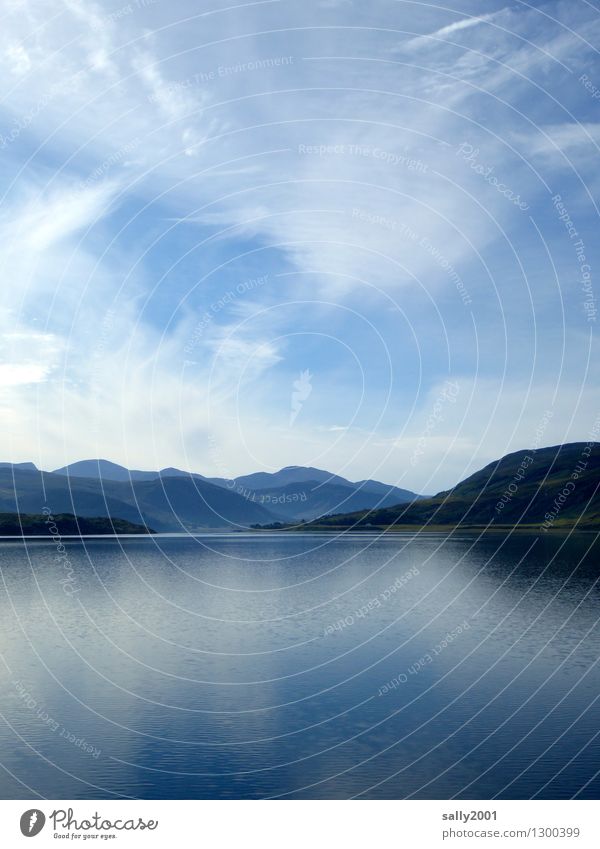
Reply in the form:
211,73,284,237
0,513,154,535
307,442,600,531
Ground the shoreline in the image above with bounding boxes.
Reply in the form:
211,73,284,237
0,523,597,541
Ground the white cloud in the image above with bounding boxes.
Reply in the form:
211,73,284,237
6,43,31,74
5,181,121,254
0,363,50,386
403,12,502,52
517,122,600,156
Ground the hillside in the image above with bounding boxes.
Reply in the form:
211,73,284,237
0,513,153,535
304,443,600,530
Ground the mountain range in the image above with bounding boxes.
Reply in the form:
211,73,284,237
0,461,419,532
3,443,596,534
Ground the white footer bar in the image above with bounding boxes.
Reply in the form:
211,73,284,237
0,800,597,848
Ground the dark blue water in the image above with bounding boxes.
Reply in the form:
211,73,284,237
0,531,598,799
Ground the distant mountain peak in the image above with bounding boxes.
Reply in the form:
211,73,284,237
279,465,320,471
52,459,154,481
54,458,128,474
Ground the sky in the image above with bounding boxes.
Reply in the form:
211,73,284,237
0,0,598,493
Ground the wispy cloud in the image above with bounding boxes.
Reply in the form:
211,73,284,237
517,122,600,156
5,181,121,253
403,11,503,52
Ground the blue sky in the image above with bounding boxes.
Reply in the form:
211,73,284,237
0,0,598,492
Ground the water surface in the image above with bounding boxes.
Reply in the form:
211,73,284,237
0,531,598,799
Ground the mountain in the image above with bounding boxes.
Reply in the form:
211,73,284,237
304,443,600,530
47,460,420,522
223,465,418,497
0,513,153,535
52,459,161,482
354,477,425,498
244,478,420,522
53,460,213,484
0,462,38,472
0,468,277,531
157,466,207,480
126,475,276,529
225,466,352,490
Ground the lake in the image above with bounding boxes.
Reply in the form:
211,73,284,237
0,531,598,799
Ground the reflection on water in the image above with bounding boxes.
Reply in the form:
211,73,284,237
0,531,598,799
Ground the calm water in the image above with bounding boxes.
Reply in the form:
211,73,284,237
0,531,598,799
